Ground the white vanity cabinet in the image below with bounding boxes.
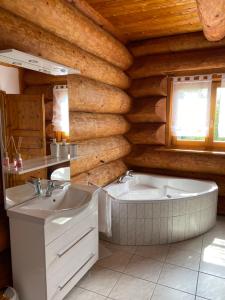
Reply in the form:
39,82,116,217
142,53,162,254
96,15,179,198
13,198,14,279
7,190,99,300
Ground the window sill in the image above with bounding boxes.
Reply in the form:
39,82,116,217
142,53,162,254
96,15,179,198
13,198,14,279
155,147,225,156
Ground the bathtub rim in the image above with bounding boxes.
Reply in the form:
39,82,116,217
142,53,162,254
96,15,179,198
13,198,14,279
103,172,218,203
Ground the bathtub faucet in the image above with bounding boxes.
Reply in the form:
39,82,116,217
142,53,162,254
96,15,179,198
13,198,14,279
117,170,134,183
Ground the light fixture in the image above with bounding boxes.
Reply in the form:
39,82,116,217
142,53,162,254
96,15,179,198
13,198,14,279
0,49,80,76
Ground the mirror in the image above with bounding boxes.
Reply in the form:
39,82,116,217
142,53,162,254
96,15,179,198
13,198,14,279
0,54,72,209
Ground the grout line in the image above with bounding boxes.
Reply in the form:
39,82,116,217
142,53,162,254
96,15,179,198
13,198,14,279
150,242,171,299
106,249,136,298
194,233,205,297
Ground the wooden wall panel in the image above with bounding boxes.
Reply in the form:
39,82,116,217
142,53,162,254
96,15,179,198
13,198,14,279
0,8,130,89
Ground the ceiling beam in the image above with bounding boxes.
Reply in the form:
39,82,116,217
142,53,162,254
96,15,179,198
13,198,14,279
67,0,127,43
196,0,225,41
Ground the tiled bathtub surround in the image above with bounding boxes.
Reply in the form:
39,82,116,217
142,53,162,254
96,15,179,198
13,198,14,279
103,173,218,245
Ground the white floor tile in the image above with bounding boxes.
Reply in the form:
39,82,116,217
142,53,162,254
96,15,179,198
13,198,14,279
200,238,225,278
109,274,155,300
158,263,198,294
171,236,203,254
65,287,107,299
197,272,225,300
97,248,132,272
77,266,121,296
135,245,170,262
124,254,163,283
166,247,201,271
151,285,195,300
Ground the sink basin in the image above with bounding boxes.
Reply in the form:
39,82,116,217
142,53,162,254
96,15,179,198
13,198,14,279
7,183,99,223
6,183,36,209
22,185,92,212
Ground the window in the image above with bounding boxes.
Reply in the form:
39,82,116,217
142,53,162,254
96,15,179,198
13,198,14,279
170,75,225,150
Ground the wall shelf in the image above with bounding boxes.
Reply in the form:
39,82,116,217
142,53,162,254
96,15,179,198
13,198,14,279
4,155,77,175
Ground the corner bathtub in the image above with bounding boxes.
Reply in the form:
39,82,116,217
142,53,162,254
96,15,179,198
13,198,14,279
102,173,218,245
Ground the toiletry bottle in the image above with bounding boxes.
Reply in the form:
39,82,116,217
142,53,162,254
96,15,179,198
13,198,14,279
60,139,69,158
13,157,17,169
3,152,10,168
16,153,23,169
50,138,59,158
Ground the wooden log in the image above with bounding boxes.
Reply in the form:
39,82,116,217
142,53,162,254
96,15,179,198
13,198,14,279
0,0,132,70
196,0,225,41
0,8,130,89
69,112,130,141
23,71,67,86
68,75,131,114
129,48,225,79
126,97,166,123
24,85,54,100
71,135,131,176
67,0,127,44
126,147,225,175
126,124,166,145
46,122,54,139
129,32,225,57
71,159,127,186
129,76,167,97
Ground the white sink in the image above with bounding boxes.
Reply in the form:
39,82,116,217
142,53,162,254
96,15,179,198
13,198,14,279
21,185,92,212
7,183,99,223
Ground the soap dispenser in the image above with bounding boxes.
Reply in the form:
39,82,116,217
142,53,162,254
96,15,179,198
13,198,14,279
59,139,69,158
50,138,59,158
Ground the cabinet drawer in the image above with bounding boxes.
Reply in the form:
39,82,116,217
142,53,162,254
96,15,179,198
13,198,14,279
46,211,98,268
47,228,98,299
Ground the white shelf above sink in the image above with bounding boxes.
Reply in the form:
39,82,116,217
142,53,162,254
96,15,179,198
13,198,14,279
4,155,78,175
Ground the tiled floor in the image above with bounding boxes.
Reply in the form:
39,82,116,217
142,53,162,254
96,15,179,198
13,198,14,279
66,216,225,300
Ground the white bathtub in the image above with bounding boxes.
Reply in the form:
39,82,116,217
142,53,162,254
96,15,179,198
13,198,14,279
102,173,218,245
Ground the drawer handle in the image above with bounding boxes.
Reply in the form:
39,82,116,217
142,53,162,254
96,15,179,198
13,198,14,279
57,227,95,258
58,253,95,291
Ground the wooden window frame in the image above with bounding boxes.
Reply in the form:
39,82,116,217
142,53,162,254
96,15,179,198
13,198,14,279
168,75,225,151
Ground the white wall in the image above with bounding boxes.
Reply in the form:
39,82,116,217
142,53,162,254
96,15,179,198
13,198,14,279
0,65,20,94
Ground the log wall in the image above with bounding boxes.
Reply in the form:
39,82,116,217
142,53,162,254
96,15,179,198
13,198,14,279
68,74,131,183
126,34,225,214
0,3,133,286
126,75,167,147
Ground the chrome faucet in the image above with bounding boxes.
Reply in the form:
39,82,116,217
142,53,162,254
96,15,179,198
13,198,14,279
28,177,42,196
117,170,134,183
45,180,69,197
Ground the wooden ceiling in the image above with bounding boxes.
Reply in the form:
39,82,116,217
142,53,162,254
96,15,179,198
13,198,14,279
85,0,203,41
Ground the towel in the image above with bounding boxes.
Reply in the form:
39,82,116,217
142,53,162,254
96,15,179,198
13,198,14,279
98,189,112,237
